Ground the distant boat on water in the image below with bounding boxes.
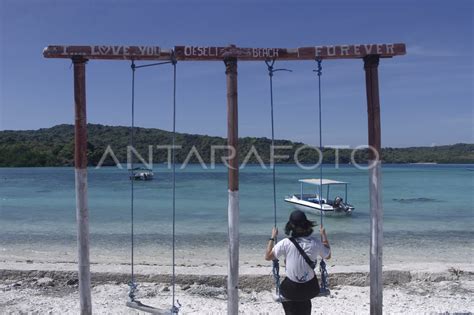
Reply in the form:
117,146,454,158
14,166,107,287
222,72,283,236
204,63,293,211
130,168,154,181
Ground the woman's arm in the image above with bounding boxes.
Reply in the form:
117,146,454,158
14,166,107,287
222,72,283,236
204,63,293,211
320,225,331,259
264,227,278,261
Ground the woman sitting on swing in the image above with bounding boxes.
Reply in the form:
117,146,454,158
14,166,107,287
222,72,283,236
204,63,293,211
265,210,331,315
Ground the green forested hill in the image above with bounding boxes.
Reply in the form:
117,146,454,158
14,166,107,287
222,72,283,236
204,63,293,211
0,124,472,167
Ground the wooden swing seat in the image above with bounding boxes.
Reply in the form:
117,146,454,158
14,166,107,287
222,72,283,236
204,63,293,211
126,300,174,315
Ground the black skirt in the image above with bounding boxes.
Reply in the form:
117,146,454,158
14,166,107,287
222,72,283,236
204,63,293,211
280,275,320,301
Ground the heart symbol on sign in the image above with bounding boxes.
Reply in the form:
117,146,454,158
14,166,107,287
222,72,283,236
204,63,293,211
98,46,110,55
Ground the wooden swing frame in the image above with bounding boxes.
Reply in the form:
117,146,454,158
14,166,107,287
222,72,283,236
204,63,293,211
43,42,406,315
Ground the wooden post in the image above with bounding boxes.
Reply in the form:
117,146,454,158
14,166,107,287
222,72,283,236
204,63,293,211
224,55,239,315
364,55,383,315
73,57,92,315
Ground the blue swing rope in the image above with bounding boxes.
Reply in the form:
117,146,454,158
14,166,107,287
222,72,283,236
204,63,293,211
128,60,137,302
170,53,180,314
266,59,280,297
127,57,181,313
265,59,291,298
315,59,330,294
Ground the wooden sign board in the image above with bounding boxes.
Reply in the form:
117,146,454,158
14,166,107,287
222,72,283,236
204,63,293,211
43,43,406,61
174,43,405,60
43,45,172,60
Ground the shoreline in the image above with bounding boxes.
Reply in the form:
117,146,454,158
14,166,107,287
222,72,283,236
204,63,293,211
1,260,473,290
1,268,472,290
1,263,473,314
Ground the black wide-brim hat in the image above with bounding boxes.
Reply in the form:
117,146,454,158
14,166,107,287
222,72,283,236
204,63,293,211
289,210,313,227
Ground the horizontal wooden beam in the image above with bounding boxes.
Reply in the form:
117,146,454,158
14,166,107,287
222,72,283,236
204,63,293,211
43,45,172,60
43,43,406,61
175,43,405,61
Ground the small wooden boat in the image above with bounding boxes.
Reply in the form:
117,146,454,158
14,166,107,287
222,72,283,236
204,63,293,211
285,179,354,216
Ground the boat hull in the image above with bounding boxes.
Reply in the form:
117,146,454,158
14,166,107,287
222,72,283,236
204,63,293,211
284,197,353,217
130,172,154,181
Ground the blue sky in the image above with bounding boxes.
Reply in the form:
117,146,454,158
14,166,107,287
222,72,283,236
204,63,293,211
0,0,472,147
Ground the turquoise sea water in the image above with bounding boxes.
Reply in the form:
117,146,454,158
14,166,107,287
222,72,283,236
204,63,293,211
0,164,473,266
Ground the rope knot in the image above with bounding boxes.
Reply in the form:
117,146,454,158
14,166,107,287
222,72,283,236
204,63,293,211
171,51,178,66
128,281,137,301
314,59,322,76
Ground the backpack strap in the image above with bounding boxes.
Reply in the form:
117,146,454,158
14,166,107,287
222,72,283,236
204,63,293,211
289,237,316,269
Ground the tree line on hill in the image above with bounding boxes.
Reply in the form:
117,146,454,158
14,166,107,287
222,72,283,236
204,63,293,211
0,124,472,167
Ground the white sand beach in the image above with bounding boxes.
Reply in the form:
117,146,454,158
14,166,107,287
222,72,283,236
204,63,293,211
1,259,473,314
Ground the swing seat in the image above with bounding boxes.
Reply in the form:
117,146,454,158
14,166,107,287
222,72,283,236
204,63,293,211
272,293,289,303
126,300,174,315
